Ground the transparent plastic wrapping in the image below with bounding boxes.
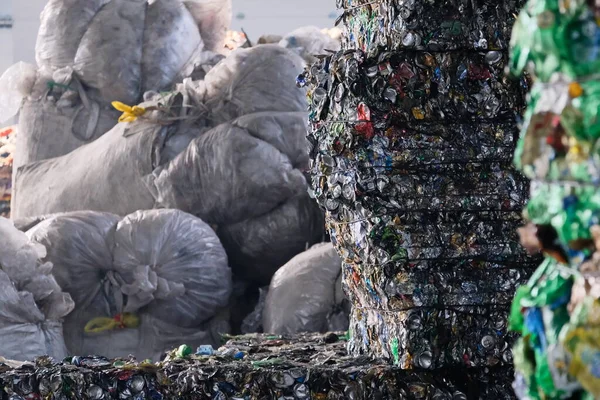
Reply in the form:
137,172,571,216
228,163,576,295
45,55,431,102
0,62,37,124
279,26,341,64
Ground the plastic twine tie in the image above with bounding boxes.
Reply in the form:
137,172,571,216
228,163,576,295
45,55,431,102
46,80,75,92
112,101,147,123
84,313,140,333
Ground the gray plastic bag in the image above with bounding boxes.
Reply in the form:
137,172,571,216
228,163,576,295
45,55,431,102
263,243,349,335
150,112,308,225
27,209,231,360
35,0,110,72
11,90,209,219
12,121,161,219
141,0,202,94
73,0,147,105
217,192,325,286
203,45,307,125
0,217,74,361
183,0,232,52
14,68,120,173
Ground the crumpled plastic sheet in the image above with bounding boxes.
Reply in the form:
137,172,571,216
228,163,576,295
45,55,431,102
0,333,518,399
303,0,540,372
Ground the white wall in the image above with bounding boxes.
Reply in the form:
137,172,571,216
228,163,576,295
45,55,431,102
0,0,14,75
231,0,339,40
0,29,13,77
11,0,45,66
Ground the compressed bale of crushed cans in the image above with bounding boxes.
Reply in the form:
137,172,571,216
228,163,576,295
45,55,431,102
0,333,518,399
302,0,541,393
505,0,600,399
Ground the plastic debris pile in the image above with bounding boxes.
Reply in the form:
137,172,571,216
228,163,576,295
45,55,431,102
1,0,233,175
0,332,518,399
0,217,74,362
24,209,232,362
0,126,14,217
302,0,540,390
507,0,600,398
0,0,345,363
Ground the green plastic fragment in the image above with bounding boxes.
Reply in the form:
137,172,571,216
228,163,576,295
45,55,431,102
176,344,192,359
510,286,530,333
391,338,400,365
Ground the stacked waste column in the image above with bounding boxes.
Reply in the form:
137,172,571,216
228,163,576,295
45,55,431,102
508,0,600,399
303,0,539,394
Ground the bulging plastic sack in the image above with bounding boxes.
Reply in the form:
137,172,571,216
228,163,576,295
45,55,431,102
11,92,207,219
217,192,325,286
0,62,37,124
27,209,232,360
112,210,232,328
150,112,308,225
0,217,74,361
35,0,110,72
12,121,161,219
141,0,202,94
203,45,307,125
183,0,232,52
14,67,120,174
73,0,148,105
279,26,341,64
35,0,211,107
263,243,349,335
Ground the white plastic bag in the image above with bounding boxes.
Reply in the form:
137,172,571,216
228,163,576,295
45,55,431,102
0,217,74,361
14,68,120,174
279,26,341,64
12,121,161,219
217,192,325,286
0,62,37,124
